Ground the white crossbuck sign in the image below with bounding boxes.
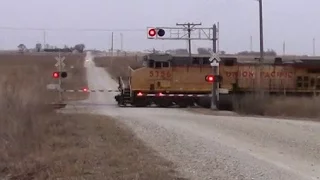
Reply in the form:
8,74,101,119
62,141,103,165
209,51,221,67
55,56,66,68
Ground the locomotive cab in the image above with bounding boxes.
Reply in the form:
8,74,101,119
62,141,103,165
142,53,172,68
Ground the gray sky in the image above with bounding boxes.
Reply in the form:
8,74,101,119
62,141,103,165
0,0,319,55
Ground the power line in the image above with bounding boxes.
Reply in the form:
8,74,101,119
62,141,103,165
0,26,145,32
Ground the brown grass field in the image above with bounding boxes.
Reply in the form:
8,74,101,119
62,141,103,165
0,53,185,179
94,56,320,120
94,55,144,79
0,53,88,102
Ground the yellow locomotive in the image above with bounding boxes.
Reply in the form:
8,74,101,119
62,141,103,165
115,53,320,109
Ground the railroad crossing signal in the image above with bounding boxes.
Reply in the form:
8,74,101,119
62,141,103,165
146,24,215,40
52,71,67,79
205,75,222,82
50,53,67,108
147,27,166,39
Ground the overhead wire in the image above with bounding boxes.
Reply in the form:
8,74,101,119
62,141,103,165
0,26,145,32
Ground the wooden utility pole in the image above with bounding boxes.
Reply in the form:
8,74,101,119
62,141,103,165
250,35,253,52
120,33,123,51
111,32,114,56
176,23,202,60
313,38,316,56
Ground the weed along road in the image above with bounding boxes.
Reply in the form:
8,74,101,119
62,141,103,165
77,53,320,180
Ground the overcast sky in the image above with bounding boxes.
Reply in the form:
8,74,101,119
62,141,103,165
0,0,319,55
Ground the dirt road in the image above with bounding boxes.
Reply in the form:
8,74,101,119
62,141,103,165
78,52,320,180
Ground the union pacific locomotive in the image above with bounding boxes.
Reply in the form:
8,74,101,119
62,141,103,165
114,53,320,109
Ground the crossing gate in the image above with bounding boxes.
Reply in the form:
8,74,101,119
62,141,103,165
61,89,120,92
142,93,210,97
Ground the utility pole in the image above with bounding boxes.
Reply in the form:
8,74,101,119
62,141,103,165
257,0,264,95
176,22,202,60
283,41,286,55
217,22,220,53
120,33,123,51
111,32,114,56
313,38,315,56
43,30,46,48
250,35,253,52
258,0,264,63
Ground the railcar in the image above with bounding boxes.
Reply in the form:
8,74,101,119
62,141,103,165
114,53,320,109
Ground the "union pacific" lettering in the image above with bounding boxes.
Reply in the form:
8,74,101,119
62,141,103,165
225,71,294,78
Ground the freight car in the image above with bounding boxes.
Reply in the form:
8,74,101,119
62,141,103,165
219,55,320,96
114,53,320,109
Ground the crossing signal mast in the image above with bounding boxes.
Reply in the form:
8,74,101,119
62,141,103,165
147,22,221,110
147,23,217,59
51,52,68,108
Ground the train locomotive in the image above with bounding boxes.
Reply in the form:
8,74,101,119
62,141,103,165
115,53,320,109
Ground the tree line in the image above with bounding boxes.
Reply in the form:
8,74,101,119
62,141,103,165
18,43,86,53
162,48,277,56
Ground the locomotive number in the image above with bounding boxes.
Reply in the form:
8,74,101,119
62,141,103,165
149,70,171,78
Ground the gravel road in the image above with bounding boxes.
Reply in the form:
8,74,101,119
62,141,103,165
77,52,320,180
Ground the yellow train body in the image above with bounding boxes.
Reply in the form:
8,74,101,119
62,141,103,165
115,53,320,108
129,66,212,93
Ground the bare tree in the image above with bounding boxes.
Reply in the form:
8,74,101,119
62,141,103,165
74,44,85,53
18,44,27,53
35,43,42,52
237,50,277,56
197,48,211,55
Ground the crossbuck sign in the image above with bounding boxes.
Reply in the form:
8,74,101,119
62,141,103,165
55,56,65,69
209,51,221,67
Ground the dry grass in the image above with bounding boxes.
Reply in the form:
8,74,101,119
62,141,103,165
0,53,186,179
0,53,87,179
233,94,320,119
94,56,144,79
0,53,88,101
0,111,185,179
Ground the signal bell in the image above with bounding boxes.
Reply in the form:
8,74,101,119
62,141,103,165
205,75,222,82
52,71,68,78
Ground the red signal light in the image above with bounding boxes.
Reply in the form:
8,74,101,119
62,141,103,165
52,71,68,79
205,75,222,82
205,75,215,82
148,28,156,37
83,88,88,92
52,72,59,78
137,92,143,96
